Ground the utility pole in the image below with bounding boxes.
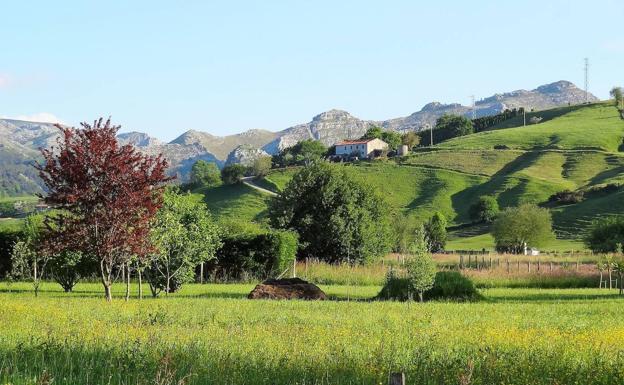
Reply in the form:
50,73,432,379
584,57,589,104
523,108,526,126
470,95,476,120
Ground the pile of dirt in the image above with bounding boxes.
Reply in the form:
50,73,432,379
248,278,327,300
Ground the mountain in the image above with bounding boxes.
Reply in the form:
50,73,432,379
0,80,599,195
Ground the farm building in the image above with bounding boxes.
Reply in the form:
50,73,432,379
335,138,388,159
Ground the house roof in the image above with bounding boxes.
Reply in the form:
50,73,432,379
335,139,376,145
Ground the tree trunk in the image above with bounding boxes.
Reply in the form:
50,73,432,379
125,263,130,301
418,291,424,303
138,267,143,300
100,260,113,302
199,262,204,284
33,260,38,297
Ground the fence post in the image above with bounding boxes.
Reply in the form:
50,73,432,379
527,261,531,273
389,372,405,385
459,255,464,270
506,259,510,274
537,260,540,272
550,261,553,272
517,260,520,272
468,255,472,269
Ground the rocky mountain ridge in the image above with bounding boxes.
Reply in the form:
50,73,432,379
0,80,599,194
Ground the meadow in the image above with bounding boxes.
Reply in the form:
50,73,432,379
1,282,624,385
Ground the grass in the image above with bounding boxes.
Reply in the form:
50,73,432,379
196,184,271,224
2,282,624,384
440,103,624,152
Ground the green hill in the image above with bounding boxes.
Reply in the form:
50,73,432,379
179,103,624,250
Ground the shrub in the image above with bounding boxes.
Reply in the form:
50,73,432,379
469,196,500,223
377,271,478,301
585,216,624,253
548,190,584,205
425,271,479,300
0,229,21,278
221,164,248,185
209,230,298,281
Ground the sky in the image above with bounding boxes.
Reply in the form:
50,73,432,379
1,0,623,141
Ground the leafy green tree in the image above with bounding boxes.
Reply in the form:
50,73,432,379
272,140,328,167
221,164,248,185
147,190,221,296
435,114,474,137
10,215,47,296
252,156,272,177
381,131,403,151
585,216,624,253
424,212,447,252
492,204,554,253
402,131,420,149
405,225,436,302
48,250,90,293
469,196,500,223
610,87,623,108
269,163,392,264
190,160,221,188
362,126,383,139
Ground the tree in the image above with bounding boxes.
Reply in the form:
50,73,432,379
10,215,47,296
405,225,436,302
190,160,221,188
424,212,447,252
585,216,624,253
147,190,221,296
402,131,420,149
251,156,272,177
610,87,623,108
271,140,328,168
469,196,500,223
269,163,392,264
492,204,554,253
48,250,89,293
221,164,248,185
37,118,171,301
381,131,402,151
362,126,383,140
435,114,474,137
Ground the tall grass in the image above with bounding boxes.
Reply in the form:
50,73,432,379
1,284,624,385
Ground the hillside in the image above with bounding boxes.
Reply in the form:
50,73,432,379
0,80,596,195
200,102,624,250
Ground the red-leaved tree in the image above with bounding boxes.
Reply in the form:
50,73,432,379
37,118,172,301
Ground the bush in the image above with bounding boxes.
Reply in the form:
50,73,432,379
221,164,248,185
424,212,447,252
377,271,479,301
548,190,584,205
209,230,298,281
425,271,479,300
0,229,21,278
469,196,500,223
585,216,624,253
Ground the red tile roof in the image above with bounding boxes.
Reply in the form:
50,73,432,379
335,139,375,145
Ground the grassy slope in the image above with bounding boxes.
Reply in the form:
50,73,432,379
193,103,624,249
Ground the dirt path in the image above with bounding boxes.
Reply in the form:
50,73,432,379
241,177,278,196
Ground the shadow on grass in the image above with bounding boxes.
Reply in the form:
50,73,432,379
484,292,624,303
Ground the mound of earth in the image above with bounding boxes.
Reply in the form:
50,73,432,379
248,278,327,300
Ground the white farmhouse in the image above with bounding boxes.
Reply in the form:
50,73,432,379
335,138,388,159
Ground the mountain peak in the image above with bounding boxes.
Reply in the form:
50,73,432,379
312,109,354,122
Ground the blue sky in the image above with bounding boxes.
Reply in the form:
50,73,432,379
1,0,622,141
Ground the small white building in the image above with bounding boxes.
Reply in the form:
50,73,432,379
335,138,388,159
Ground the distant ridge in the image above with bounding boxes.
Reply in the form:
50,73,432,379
0,80,599,194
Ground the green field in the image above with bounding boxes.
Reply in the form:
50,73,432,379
1,282,624,385
198,102,624,249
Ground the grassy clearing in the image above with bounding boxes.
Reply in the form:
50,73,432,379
1,283,624,385
440,103,624,152
196,184,271,224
